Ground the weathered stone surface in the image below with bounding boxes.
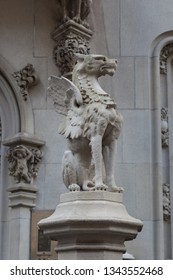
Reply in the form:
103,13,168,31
38,192,143,260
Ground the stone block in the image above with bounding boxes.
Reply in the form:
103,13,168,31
121,0,173,56
101,0,120,57
135,164,153,220
125,220,155,260
112,57,135,109
30,58,48,110
135,57,150,109
0,0,34,68
115,163,136,211
34,0,55,57
122,110,151,163
33,109,66,164
89,0,107,54
44,163,65,209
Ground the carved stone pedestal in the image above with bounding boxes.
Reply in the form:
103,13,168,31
38,191,143,260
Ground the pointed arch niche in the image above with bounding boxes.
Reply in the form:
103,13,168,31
0,56,44,259
151,32,173,260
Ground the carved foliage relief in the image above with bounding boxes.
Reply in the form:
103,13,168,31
13,64,38,101
6,145,43,184
160,43,173,74
161,107,169,148
52,0,93,77
54,33,90,76
163,184,171,221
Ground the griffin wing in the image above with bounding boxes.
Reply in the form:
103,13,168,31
48,75,83,116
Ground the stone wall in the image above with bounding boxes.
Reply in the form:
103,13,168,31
0,0,173,259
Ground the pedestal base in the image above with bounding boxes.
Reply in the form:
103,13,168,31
38,191,143,260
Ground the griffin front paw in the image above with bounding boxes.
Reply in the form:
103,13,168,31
68,184,81,192
92,184,108,191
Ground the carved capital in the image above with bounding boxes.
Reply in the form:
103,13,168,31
53,30,91,77
6,145,43,184
3,132,45,185
13,64,38,101
161,107,169,148
52,0,93,78
163,183,171,221
160,43,173,74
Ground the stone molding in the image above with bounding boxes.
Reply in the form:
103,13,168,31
163,183,171,221
161,107,169,148
160,43,173,74
7,183,38,208
13,64,38,101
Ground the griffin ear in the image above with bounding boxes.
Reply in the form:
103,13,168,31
74,53,85,62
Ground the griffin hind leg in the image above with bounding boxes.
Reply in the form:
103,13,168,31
62,150,80,191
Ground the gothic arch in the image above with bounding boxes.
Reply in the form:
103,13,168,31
0,56,34,137
0,55,35,259
150,31,173,260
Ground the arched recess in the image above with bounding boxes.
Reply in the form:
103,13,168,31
150,31,173,260
0,55,35,259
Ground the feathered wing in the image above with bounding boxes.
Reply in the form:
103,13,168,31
48,75,83,116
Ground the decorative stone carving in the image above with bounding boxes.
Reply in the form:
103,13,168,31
6,144,43,184
161,107,169,148
160,43,173,74
53,31,90,77
48,54,123,192
163,183,171,221
13,64,38,101
52,1,93,77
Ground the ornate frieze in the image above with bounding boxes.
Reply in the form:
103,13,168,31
13,64,38,101
6,144,43,184
160,43,173,74
52,0,93,78
161,107,169,148
163,183,171,221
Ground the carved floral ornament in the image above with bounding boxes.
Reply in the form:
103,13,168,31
160,43,173,74
163,183,171,221
161,107,169,148
52,0,93,77
13,64,38,101
54,33,90,76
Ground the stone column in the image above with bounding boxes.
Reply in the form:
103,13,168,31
38,191,143,260
3,132,45,259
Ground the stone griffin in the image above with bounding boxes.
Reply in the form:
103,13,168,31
48,54,123,192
